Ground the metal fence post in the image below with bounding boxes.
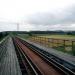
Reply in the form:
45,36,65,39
63,40,65,51
72,41,75,55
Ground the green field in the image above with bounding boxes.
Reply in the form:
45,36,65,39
39,35,75,40
18,34,30,39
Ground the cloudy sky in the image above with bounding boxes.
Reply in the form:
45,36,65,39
0,0,75,31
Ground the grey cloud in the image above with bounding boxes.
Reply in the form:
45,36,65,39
27,5,75,25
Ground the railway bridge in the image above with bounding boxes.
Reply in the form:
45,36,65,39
0,36,75,75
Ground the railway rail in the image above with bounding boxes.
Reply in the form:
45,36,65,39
13,39,40,75
13,37,75,75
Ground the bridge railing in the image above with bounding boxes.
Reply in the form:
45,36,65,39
29,36,75,55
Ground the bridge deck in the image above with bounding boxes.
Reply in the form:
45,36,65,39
0,37,22,75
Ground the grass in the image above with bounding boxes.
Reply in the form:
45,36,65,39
0,37,5,41
18,34,30,39
39,34,75,40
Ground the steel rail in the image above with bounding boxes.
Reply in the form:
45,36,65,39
13,38,42,75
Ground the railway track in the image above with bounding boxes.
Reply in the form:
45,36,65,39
13,37,75,75
13,39,40,75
